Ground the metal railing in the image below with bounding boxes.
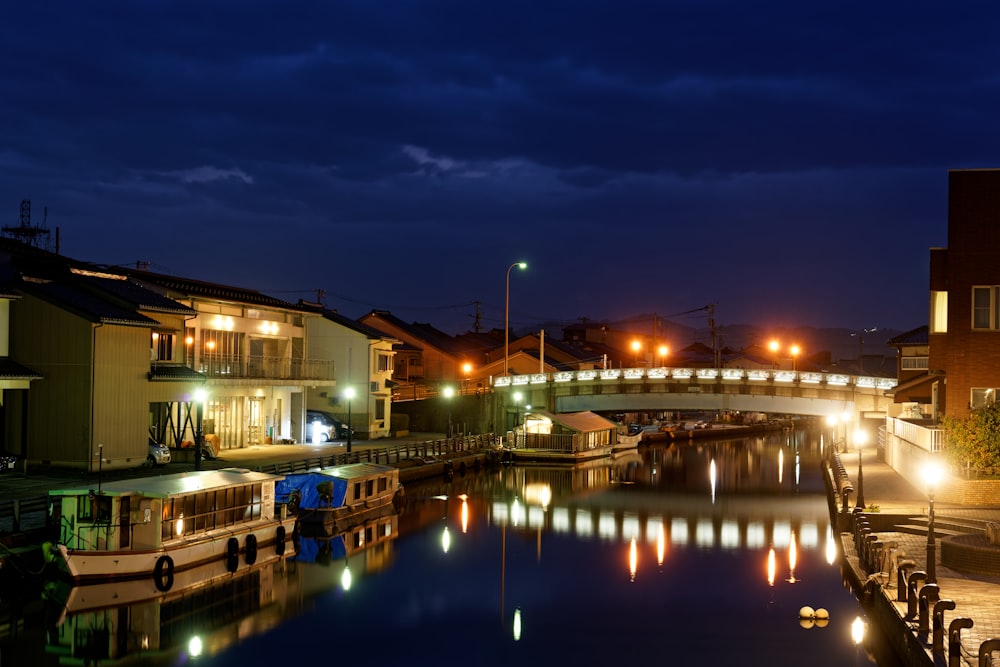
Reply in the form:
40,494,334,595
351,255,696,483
169,355,336,380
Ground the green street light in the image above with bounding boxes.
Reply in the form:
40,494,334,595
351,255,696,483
343,386,356,453
504,261,527,377
442,386,455,438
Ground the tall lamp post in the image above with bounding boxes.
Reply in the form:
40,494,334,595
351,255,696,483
504,261,527,377
854,429,867,509
790,344,801,372
631,340,642,367
194,388,207,471
442,385,455,438
657,345,669,367
343,386,355,454
923,462,942,583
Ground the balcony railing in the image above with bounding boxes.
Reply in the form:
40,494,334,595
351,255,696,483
886,416,943,453
182,354,336,381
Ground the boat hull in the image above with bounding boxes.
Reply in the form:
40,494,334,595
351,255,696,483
56,515,298,584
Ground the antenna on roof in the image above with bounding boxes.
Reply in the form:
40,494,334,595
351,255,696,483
3,200,54,251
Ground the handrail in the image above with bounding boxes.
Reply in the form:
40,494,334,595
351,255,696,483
492,367,898,390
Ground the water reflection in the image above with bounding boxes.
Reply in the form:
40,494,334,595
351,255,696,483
10,427,907,666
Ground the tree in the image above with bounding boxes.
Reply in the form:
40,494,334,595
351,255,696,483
940,402,1000,474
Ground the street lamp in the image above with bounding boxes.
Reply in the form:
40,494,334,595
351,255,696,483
790,344,801,372
631,340,642,367
442,386,455,438
343,386,355,454
657,345,669,367
504,261,528,377
923,462,942,583
854,429,868,509
194,388,207,471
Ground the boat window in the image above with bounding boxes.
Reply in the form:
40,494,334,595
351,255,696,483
77,493,112,524
366,479,374,497
378,477,388,493
354,481,362,500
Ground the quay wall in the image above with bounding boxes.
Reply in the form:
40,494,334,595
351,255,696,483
823,459,934,667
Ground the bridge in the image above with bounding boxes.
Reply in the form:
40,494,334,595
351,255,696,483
493,367,897,425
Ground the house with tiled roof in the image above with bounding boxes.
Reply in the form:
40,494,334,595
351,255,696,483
358,309,473,391
0,238,203,469
297,303,401,439
121,267,337,450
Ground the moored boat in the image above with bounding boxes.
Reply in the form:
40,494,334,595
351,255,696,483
275,462,402,536
49,467,298,587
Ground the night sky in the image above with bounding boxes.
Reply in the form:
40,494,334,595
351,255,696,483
3,2,997,336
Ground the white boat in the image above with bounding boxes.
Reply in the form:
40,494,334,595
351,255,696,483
50,468,298,587
274,462,402,537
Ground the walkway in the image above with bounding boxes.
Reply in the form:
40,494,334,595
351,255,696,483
837,447,1000,666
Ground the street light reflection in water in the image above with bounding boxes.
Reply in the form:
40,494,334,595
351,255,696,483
38,428,906,667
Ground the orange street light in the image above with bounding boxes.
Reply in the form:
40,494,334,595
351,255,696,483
631,340,642,366
504,261,528,377
657,344,669,366
790,344,801,372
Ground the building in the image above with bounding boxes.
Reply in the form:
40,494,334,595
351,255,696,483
298,304,400,439
928,168,1000,419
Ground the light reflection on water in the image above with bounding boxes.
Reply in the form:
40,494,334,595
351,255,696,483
38,427,906,667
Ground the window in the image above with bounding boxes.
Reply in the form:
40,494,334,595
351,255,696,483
377,352,393,373
930,291,947,333
375,398,385,420
972,388,998,409
901,357,929,370
151,332,176,361
972,286,1000,330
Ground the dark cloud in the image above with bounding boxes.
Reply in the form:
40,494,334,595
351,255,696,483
1,0,991,336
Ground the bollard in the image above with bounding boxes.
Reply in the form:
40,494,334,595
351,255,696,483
917,583,940,637
949,617,973,667
907,570,928,619
897,559,916,601
864,535,879,572
933,599,956,654
979,638,1000,667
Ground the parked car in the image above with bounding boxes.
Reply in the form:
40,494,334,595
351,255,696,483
148,442,171,466
305,410,353,442
0,452,17,473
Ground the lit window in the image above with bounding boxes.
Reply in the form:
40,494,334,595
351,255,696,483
930,291,947,333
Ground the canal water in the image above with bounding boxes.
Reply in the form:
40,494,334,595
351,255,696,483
15,426,907,666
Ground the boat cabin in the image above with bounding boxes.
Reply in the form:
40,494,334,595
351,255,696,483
51,468,283,552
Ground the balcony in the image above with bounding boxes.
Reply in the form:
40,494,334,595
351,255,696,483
179,354,336,381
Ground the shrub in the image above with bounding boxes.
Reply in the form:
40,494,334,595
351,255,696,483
941,403,1000,472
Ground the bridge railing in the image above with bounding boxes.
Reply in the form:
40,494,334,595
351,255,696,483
492,367,898,390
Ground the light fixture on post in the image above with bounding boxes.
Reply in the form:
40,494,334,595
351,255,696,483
923,462,942,583
854,428,868,509
96,443,104,493
512,391,523,430
343,386,355,454
657,345,669,367
790,344,801,372
631,340,642,367
504,261,527,377
442,385,455,438
194,388,207,471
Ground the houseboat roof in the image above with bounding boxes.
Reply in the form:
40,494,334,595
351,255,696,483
525,410,616,433
310,462,398,480
49,468,284,498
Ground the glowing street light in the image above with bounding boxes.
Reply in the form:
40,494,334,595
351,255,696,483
631,340,642,366
194,388,207,470
504,261,528,377
923,462,943,583
657,344,669,367
790,344,801,372
343,386,355,454
442,385,455,438
854,429,868,509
